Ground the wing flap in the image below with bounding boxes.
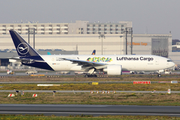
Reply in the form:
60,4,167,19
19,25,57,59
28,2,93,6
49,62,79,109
63,58,107,69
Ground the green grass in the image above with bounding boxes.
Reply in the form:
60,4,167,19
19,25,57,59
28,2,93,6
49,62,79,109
1,92,180,106
0,83,179,91
0,114,179,120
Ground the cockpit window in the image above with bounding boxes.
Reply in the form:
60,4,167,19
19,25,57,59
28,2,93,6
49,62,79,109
167,60,172,62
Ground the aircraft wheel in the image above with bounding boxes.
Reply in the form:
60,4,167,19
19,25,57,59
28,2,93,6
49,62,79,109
93,74,97,77
158,74,161,77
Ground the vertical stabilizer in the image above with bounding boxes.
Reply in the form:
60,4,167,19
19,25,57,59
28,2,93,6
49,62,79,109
92,50,96,55
9,30,40,57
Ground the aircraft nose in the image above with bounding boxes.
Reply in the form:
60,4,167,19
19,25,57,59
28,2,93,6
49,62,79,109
171,62,175,68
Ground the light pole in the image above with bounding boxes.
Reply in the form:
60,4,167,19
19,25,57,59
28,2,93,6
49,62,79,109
99,34,105,55
121,27,133,55
120,35,123,54
28,28,36,49
130,27,133,55
125,28,128,55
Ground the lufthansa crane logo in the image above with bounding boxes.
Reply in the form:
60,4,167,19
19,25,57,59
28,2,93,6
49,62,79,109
17,43,29,55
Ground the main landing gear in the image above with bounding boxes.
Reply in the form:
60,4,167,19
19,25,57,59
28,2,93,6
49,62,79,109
84,74,97,77
85,68,97,77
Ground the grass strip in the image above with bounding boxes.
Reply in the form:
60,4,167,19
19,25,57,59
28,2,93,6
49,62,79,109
0,83,179,91
0,114,179,120
1,92,180,106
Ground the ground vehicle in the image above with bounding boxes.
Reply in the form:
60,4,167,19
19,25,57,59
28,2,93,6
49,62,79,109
25,70,38,74
7,70,14,75
164,69,172,74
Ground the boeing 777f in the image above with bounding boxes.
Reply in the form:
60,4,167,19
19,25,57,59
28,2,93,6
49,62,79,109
9,30,175,77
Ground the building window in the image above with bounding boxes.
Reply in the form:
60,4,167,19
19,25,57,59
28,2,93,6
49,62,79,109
81,32,83,34
57,25,60,27
57,32,60,34
10,25,14,27
2,25,6,27
104,25,107,27
18,25,21,27
116,25,118,27
49,25,52,27
121,25,124,27
87,32,90,34
41,25,45,27
93,32,95,34
99,25,101,27
93,24,95,27
33,25,37,27
110,25,112,27
87,25,90,27
64,24,68,27
26,25,29,27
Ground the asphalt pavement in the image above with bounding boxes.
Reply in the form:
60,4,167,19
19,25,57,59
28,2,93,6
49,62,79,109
0,104,180,116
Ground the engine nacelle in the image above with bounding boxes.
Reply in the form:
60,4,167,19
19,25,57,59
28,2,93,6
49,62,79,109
103,65,122,75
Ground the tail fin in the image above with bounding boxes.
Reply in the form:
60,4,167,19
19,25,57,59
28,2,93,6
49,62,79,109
91,50,96,55
9,29,40,58
47,52,51,55
9,30,53,70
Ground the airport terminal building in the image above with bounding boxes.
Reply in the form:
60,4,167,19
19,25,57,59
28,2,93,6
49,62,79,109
0,21,178,69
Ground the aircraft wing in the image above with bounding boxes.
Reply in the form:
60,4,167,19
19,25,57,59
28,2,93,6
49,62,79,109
63,58,107,69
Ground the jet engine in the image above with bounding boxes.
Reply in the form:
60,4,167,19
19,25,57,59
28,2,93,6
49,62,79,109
103,65,122,75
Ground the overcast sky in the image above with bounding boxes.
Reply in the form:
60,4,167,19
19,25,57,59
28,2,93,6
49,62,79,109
0,0,180,39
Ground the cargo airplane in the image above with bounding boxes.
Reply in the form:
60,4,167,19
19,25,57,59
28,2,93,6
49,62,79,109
9,30,175,77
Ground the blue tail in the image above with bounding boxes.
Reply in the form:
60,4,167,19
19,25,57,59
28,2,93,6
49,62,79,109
91,50,96,55
9,29,41,58
9,30,53,70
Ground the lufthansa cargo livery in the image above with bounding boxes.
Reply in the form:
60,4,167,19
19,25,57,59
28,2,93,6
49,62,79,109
9,30,175,77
